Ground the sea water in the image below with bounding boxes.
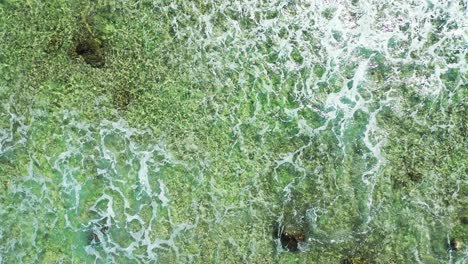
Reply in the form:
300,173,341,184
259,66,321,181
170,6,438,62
0,0,466,263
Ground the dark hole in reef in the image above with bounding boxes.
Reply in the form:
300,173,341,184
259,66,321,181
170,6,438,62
74,37,106,68
273,223,305,252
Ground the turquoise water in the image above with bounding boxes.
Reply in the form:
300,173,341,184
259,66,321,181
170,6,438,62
0,0,467,263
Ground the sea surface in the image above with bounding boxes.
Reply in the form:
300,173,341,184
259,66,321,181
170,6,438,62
0,0,467,263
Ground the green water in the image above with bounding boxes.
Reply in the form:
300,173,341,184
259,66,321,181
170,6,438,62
0,0,467,263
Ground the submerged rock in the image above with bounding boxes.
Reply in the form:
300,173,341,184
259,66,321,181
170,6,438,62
275,224,306,252
449,239,463,251
280,230,305,252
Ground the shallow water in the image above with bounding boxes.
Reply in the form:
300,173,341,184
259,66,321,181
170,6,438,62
0,0,467,263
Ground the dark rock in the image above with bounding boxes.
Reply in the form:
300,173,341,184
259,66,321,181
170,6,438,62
449,239,463,251
276,225,305,252
280,231,303,252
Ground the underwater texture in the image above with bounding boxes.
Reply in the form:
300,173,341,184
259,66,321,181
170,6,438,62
0,0,467,263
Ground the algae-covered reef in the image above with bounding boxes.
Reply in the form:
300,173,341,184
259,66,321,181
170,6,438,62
0,0,467,263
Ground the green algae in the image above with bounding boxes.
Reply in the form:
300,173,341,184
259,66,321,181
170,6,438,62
1,0,467,263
